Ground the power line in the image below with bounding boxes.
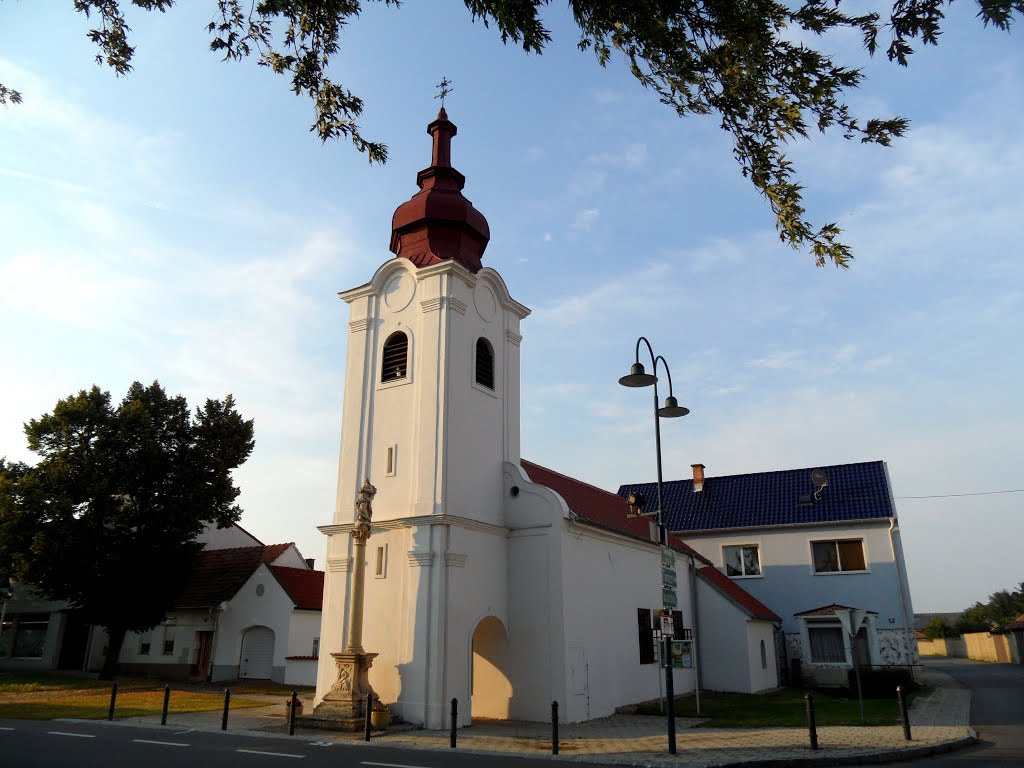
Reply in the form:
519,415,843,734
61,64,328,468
896,488,1024,500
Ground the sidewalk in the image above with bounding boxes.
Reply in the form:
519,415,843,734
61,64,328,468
121,665,975,766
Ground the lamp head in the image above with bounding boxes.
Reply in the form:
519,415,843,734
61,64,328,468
626,491,646,510
658,395,690,418
618,362,657,388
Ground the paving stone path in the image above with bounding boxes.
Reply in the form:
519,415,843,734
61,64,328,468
121,665,974,766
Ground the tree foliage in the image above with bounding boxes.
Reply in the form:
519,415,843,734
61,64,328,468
2,1,1022,266
956,582,1024,633
922,616,955,639
0,381,254,677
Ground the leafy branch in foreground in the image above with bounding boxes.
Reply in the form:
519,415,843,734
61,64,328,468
3,0,1022,265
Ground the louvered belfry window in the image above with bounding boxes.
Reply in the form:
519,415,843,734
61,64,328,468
475,338,494,389
381,332,408,382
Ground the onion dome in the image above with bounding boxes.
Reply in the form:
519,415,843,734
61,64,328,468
389,108,490,273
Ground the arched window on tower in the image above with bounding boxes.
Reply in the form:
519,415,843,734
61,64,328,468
475,338,495,390
381,332,409,382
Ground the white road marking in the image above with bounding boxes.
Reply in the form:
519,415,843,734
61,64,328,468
134,739,189,747
362,763,434,768
0,727,15,731
236,749,305,759
48,731,95,738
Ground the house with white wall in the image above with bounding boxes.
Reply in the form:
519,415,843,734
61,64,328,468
620,462,917,686
314,107,780,728
100,540,324,685
3,524,325,687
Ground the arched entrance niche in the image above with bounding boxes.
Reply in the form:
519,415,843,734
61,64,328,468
471,616,513,719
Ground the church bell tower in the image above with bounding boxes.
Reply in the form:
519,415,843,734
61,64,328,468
315,108,530,728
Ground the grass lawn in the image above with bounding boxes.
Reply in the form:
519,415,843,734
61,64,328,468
638,687,922,728
0,673,276,720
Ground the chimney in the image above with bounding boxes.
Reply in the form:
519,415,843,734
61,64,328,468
691,464,705,493
305,558,315,570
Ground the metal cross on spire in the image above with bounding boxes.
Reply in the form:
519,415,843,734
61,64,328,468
435,76,453,107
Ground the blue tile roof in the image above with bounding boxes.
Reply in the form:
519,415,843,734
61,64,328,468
617,461,894,532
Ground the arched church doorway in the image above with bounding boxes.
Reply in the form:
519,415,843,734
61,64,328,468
239,626,275,679
471,616,512,720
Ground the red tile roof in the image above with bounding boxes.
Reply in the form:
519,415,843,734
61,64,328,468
697,566,781,623
521,460,711,565
271,566,324,611
175,544,294,608
1008,614,1024,630
262,543,293,564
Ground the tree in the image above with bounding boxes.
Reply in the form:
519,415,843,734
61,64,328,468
0,382,254,678
922,616,955,640
955,583,1024,633
1,3,1020,267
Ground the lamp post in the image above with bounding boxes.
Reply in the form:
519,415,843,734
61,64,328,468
619,336,689,756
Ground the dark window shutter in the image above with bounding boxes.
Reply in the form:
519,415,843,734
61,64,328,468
672,610,685,640
475,338,494,389
637,608,655,664
382,332,409,382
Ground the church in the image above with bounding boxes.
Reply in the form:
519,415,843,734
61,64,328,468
312,108,780,729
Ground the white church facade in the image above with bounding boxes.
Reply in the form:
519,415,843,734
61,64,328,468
313,108,780,729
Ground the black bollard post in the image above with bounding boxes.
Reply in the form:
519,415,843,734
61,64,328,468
897,686,912,741
161,685,171,725
450,698,458,748
805,693,818,750
107,682,118,721
289,691,298,736
221,688,231,731
552,700,559,755
364,692,372,742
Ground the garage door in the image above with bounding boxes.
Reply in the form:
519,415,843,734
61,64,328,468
239,626,275,679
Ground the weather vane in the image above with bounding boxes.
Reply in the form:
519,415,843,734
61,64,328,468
435,76,453,107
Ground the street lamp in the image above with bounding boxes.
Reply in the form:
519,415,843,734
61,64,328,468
619,336,689,755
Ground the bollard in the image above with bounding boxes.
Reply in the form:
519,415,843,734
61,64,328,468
551,700,559,755
221,688,231,731
364,692,372,742
289,691,298,736
107,681,118,721
805,692,818,751
450,698,458,748
161,685,171,725
897,686,912,741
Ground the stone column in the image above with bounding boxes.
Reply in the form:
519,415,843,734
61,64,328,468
345,526,369,653
307,481,379,730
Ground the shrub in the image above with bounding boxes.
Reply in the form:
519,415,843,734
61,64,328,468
847,667,920,698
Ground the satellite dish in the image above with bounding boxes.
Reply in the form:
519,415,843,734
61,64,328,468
811,468,829,500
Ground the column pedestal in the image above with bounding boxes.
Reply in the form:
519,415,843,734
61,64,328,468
304,651,379,730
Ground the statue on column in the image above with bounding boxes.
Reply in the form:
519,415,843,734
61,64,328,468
353,479,376,540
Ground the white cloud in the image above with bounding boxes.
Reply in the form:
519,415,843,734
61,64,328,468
572,208,600,231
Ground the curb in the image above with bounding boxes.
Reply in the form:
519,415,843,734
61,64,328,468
713,733,977,768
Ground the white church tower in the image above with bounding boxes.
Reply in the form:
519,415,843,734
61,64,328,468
315,108,531,728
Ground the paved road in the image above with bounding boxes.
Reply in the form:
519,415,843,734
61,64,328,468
917,657,1024,766
0,717,599,768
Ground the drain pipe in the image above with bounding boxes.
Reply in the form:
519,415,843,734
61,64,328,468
689,555,702,717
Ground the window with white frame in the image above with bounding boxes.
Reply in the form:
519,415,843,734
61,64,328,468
723,544,761,577
811,539,866,573
374,544,388,578
808,625,846,663
385,444,398,477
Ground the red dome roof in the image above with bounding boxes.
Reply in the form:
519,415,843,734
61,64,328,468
390,108,490,273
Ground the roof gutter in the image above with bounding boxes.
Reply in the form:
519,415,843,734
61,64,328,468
672,517,888,537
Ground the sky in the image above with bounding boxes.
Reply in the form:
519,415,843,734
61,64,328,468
1,2,1021,614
